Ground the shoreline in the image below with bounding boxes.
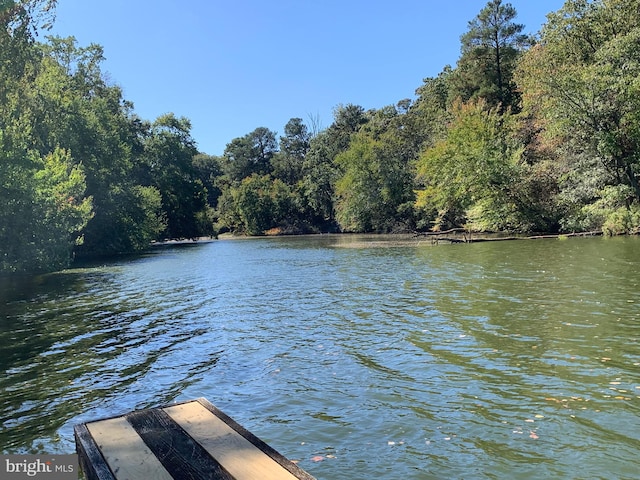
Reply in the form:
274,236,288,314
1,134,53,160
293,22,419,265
149,229,640,248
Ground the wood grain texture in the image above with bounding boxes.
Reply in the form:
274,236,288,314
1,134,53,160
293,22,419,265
126,408,234,480
85,416,174,480
192,398,316,480
164,402,302,480
75,398,316,480
74,423,117,480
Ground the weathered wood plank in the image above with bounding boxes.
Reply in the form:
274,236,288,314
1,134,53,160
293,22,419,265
126,408,234,480
74,423,117,480
193,398,315,480
75,398,316,480
164,400,310,480
84,416,174,480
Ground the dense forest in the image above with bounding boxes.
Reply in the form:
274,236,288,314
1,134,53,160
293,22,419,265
2,0,640,274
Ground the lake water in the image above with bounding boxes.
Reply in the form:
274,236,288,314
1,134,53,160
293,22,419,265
1,235,639,479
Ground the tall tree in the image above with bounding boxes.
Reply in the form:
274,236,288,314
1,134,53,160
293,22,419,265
0,142,93,272
334,135,382,232
192,153,223,207
32,37,165,256
415,99,524,231
143,114,213,239
271,117,310,184
229,174,297,235
222,127,277,183
298,105,368,229
412,67,454,144
516,0,640,232
451,0,530,112
334,105,419,233
0,4,96,272
0,0,56,39
300,131,338,228
328,104,368,151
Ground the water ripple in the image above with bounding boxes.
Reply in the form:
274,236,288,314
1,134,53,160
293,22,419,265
1,237,639,479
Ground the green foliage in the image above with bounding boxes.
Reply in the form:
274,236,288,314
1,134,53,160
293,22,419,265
119,185,165,251
413,68,453,143
228,174,297,235
451,0,530,112
271,117,310,184
222,127,277,183
6,0,640,276
300,130,339,227
568,185,640,235
0,15,213,270
0,6,98,273
216,108,370,235
301,104,368,228
334,136,380,232
601,204,640,236
143,113,214,239
0,143,92,273
512,160,563,232
192,153,223,206
517,0,640,224
415,99,523,231
334,105,418,233
234,175,272,235
34,147,93,242
0,0,56,39
214,186,242,233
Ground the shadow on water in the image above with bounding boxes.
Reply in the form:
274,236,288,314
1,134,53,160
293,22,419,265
0,244,220,453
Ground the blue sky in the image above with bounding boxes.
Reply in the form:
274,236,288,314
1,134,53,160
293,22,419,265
50,1,565,156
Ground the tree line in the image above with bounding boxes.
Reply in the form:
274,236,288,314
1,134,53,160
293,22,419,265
2,0,639,274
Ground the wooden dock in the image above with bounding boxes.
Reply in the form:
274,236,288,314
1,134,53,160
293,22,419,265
74,397,316,480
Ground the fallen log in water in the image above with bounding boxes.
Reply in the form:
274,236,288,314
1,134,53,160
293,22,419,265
415,230,604,243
